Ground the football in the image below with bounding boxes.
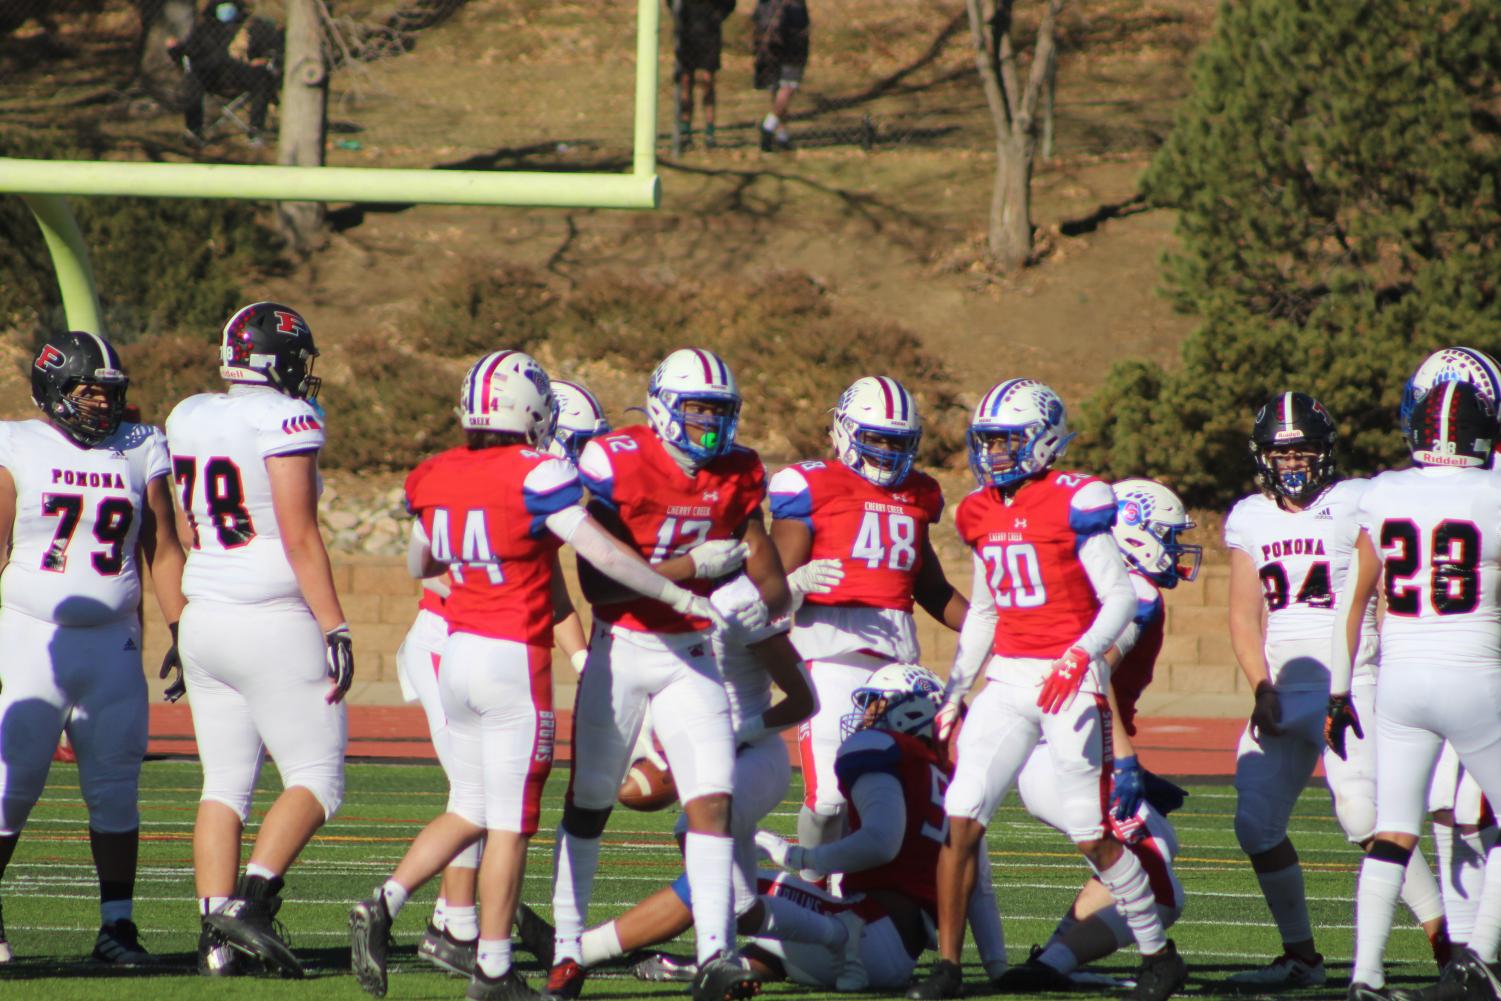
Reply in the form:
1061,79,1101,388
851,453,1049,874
618,756,677,812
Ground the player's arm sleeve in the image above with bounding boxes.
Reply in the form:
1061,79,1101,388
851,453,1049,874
805,734,907,875
143,425,172,481
768,466,814,530
549,510,695,609
1075,531,1136,662
943,553,996,705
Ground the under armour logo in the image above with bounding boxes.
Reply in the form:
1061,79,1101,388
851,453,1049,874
1013,518,1028,529
702,490,719,502
892,493,913,504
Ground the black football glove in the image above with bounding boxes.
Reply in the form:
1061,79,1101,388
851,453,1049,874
1141,768,1189,816
1249,680,1283,743
324,624,354,704
1325,692,1363,760
159,622,186,703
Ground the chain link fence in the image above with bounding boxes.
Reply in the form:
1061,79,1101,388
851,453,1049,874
0,0,1185,168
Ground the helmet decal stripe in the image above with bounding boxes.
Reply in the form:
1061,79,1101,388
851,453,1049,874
691,349,716,385
476,350,513,415
77,329,114,369
877,376,897,420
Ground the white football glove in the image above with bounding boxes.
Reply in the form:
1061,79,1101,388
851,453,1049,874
689,539,749,579
935,699,962,745
788,558,844,597
710,581,770,636
754,829,808,874
664,587,728,629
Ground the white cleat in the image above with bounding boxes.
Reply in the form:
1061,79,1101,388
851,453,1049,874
1227,952,1326,991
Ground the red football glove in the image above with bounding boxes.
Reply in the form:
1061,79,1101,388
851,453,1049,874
1037,646,1091,714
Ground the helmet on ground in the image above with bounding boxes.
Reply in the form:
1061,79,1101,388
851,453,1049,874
1408,380,1495,469
967,379,1074,489
830,376,922,488
1250,392,1337,504
840,663,944,741
219,301,321,401
1112,478,1201,589
646,348,740,464
548,380,611,462
459,350,556,446
1401,347,1501,438
31,330,129,447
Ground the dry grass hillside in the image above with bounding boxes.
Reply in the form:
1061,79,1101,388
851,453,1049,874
1,0,1223,559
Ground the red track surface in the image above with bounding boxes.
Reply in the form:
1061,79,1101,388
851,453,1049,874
147,706,1253,777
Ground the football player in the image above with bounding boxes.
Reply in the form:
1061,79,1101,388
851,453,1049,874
1224,393,1447,990
167,302,354,978
1002,478,1199,990
1401,347,1501,950
911,379,1185,1001
547,380,611,465
547,348,790,1001
769,376,966,864
1326,381,1501,1000
748,664,953,991
349,351,730,1001
0,330,187,965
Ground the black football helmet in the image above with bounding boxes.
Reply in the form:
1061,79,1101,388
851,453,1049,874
219,301,321,401
1408,379,1495,468
1250,391,1337,504
31,330,129,448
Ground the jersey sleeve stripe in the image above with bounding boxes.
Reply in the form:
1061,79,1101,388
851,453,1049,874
833,742,903,792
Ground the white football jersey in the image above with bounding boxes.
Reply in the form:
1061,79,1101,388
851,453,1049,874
0,419,170,627
1358,465,1501,669
1224,478,1378,687
166,386,325,608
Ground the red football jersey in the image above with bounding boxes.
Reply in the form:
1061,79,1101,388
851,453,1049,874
1111,571,1165,737
404,444,582,645
769,460,945,612
836,728,948,916
954,469,1118,660
577,424,766,633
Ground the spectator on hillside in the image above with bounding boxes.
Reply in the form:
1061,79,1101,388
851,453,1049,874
752,0,809,152
672,0,736,149
166,0,282,145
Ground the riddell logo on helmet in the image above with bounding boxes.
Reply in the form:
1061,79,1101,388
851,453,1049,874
35,345,66,371
1273,429,1303,442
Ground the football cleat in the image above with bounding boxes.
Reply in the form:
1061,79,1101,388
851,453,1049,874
1226,951,1326,990
691,949,761,1001
468,966,542,1001
92,918,157,966
991,948,1074,993
204,891,304,979
632,952,699,983
198,921,249,976
349,890,395,997
1436,946,1501,1001
1129,940,1188,1001
907,958,964,999
1348,983,1423,1001
543,958,587,1000
516,903,556,970
420,920,477,978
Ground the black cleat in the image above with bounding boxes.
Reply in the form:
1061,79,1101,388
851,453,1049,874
420,920,477,977
469,966,543,1000
908,958,964,999
1130,940,1188,1001
198,921,249,976
1428,947,1501,1001
92,919,157,966
349,890,395,996
692,949,760,1001
204,878,304,979
992,951,1073,993
517,903,556,970
1349,983,1423,1001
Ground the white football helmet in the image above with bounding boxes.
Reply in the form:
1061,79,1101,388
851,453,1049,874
830,376,922,488
967,379,1074,489
548,380,611,462
458,350,556,446
1401,347,1501,437
840,663,944,741
646,348,740,464
1112,478,1202,590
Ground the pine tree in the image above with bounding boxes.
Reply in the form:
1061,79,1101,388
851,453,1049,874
1074,0,1501,510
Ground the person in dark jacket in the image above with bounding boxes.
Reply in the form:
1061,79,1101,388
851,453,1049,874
166,0,281,143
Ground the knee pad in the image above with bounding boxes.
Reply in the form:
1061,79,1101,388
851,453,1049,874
562,801,612,839
1332,787,1377,844
567,767,625,813
1233,791,1287,856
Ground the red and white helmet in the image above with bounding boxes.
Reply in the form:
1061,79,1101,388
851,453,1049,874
1112,478,1201,590
830,376,922,488
646,348,741,463
459,350,556,446
548,380,611,462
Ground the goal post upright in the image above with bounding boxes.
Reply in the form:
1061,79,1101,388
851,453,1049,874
1,0,663,335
